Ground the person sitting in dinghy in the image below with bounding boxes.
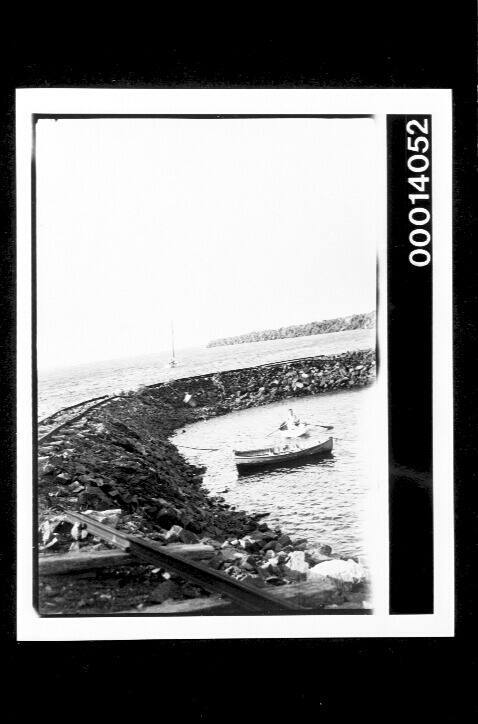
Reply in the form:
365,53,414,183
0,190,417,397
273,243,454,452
278,409,309,440
279,408,301,432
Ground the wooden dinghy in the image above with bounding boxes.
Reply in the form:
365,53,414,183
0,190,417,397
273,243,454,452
234,436,333,471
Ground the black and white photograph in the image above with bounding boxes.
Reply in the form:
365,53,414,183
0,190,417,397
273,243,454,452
15,89,454,639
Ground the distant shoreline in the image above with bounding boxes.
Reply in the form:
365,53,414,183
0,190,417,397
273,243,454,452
207,311,375,348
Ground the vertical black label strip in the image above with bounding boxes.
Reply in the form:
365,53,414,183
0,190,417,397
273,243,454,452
387,115,433,614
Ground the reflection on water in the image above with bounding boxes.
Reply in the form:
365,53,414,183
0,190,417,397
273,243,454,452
172,387,376,559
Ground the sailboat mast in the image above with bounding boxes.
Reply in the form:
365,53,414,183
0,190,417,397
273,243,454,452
171,321,175,361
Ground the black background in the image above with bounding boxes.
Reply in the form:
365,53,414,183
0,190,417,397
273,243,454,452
1,7,476,719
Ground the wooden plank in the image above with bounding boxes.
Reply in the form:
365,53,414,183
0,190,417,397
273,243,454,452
39,550,136,576
164,543,215,560
39,543,215,576
268,580,343,608
119,596,235,615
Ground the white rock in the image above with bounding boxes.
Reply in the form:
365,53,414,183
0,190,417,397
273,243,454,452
284,550,309,574
308,558,366,584
83,509,122,527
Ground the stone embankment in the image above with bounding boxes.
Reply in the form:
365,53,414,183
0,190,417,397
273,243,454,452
38,349,375,614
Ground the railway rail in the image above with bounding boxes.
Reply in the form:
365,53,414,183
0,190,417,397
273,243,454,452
56,510,337,614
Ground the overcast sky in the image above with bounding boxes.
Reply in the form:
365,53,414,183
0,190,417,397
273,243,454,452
36,117,378,370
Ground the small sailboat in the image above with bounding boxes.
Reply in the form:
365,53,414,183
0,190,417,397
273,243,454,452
169,321,179,368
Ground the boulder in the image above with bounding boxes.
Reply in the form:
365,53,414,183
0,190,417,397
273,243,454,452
163,524,184,543
83,509,122,527
156,509,181,529
219,546,244,563
262,540,279,552
291,542,308,551
149,581,181,604
283,550,309,581
291,538,308,547
178,528,199,544
238,536,261,552
285,551,309,573
308,559,367,585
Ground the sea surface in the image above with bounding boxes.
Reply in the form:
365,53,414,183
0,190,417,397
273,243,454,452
171,387,376,559
38,328,374,420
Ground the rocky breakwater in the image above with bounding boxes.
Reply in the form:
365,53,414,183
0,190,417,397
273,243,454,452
38,348,374,614
146,347,375,413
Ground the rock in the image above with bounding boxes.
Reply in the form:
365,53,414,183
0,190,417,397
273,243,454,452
181,584,202,598
308,559,367,585
220,546,243,563
178,528,199,544
39,520,55,545
241,575,266,588
282,568,305,582
239,560,256,572
70,522,82,540
277,534,292,548
305,546,335,565
284,550,309,576
156,509,181,529
238,536,261,552
149,581,181,604
69,481,85,493
41,536,59,550
291,537,308,547
163,524,184,543
83,509,122,527
262,540,279,552
56,472,71,482
252,530,277,543
224,565,242,578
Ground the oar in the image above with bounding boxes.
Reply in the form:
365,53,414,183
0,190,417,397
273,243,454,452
266,421,333,437
176,444,220,452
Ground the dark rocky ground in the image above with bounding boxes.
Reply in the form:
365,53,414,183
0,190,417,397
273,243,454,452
37,349,375,615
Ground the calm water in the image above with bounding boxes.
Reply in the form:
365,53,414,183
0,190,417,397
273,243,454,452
38,328,374,419
171,387,376,559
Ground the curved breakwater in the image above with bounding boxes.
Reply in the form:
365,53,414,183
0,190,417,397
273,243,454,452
37,348,375,614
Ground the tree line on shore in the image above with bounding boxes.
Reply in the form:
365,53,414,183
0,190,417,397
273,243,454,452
207,311,375,348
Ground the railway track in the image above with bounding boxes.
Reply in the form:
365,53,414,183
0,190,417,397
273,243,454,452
53,510,349,614
38,395,117,443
